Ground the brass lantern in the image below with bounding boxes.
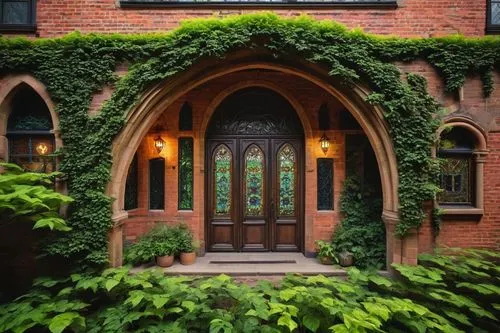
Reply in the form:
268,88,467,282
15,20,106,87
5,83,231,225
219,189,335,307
154,136,165,154
36,142,49,156
319,133,330,155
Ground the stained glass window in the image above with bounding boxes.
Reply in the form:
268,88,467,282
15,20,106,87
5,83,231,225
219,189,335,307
317,158,334,210
179,102,193,131
438,157,472,205
278,144,296,216
178,138,193,210
149,158,165,210
214,145,232,216
125,154,138,211
244,145,264,216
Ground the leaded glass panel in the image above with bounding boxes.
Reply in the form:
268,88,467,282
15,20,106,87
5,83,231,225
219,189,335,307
491,1,500,25
439,157,471,205
317,158,334,210
125,154,138,211
244,145,264,216
278,144,296,216
178,138,193,210
214,145,232,216
2,1,29,25
149,158,165,210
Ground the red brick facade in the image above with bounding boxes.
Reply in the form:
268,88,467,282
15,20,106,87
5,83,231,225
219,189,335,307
31,1,486,38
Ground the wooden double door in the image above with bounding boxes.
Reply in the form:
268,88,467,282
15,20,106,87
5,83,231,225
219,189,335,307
206,137,303,252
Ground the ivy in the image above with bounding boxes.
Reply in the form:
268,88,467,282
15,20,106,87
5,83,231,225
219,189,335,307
0,13,498,266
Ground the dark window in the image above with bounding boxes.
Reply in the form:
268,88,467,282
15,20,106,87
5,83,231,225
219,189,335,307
488,0,500,33
120,0,398,8
124,154,138,210
317,158,334,210
179,102,193,131
438,127,475,206
318,103,330,131
149,158,165,210
0,0,36,32
7,84,55,173
178,138,194,210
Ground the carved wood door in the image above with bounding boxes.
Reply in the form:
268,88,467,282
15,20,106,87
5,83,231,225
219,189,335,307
205,87,304,252
206,138,303,252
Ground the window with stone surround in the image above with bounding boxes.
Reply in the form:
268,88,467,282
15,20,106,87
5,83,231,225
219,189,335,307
0,0,36,33
119,0,398,8
488,0,500,33
437,123,488,215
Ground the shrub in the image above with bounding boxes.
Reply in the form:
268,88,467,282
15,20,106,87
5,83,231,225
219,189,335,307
1,250,498,332
332,176,386,269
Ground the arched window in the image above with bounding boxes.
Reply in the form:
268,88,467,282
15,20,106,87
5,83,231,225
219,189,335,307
6,84,55,173
179,102,193,131
124,153,138,211
149,157,165,210
437,122,487,214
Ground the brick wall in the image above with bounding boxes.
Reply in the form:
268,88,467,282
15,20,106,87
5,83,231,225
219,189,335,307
32,0,486,38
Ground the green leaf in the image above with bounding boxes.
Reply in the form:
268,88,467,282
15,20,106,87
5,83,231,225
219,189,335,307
181,300,196,312
105,279,119,292
303,314,320,332
277,313,298,332
152,295,169,309
48,312,85,333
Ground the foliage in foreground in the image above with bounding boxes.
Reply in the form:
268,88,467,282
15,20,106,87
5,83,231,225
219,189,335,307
0,163,72,232
0,249,498,333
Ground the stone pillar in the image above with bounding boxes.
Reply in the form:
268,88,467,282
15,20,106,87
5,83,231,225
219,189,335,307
382,210,401,269
474,151,487,211
0,135,8,161
109,210,127,267
401,229,419,265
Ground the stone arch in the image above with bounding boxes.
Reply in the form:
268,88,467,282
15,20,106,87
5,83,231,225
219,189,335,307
0,74,61,161
438,116,488,152
107,57,399,266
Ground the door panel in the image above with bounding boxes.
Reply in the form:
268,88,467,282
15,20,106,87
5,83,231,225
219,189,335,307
240,140,268,251
272,140,302,251
206,138,303,252
207,141,237,251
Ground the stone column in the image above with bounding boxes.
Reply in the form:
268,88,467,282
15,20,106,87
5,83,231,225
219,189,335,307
473,151,487,211
382,210,401,270
0,135,8,161
109,210,128,267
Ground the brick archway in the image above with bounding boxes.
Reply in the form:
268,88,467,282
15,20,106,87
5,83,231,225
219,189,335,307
107,57,403,267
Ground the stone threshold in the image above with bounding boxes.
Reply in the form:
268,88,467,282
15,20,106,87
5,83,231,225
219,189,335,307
131,253,348,277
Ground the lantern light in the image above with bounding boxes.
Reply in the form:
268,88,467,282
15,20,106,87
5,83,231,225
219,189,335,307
154,136,165,153
319,133,330,155
36,142,49,156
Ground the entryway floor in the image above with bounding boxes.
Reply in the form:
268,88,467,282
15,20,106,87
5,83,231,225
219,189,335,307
134,253,347,276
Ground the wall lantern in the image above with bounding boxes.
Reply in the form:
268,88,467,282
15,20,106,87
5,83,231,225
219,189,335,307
154,136,165,154
36,142,49,156
319,133,330,155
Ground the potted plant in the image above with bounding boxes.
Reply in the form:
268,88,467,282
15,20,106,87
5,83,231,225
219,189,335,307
315,240,337,265
155,242,175,267
174,224,197,265
338,250,354,267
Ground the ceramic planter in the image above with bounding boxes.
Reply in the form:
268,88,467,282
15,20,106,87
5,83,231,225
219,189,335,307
319,256,335,265
180,252,196,265
338,251,354,267
156,255,174,267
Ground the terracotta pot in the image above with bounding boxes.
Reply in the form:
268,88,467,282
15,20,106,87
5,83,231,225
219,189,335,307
180,252,196,265
319,256,335,265
338,251,354,267
156,255,174,267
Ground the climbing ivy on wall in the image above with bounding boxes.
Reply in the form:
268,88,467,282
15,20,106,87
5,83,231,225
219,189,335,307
0,14,498,266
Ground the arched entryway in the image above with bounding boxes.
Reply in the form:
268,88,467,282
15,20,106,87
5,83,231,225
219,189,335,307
205,87,305,252
108,56,402,268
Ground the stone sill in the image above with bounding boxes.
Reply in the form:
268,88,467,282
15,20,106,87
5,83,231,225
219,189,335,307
440,207,484,217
